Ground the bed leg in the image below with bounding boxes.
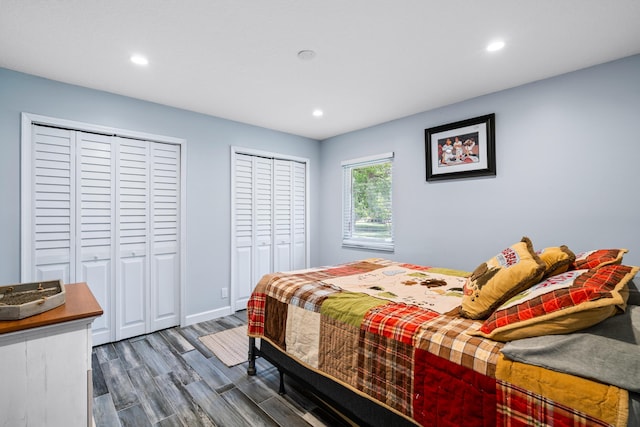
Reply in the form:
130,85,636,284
278,369,286,395
247,337,257,376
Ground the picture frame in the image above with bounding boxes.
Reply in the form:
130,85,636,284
425,113,496,181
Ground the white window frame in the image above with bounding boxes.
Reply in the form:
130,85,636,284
342,152,394,252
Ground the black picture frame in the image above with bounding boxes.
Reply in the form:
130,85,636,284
425,113,496,181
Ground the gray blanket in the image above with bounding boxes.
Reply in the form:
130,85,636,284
631,393,640,426
501,305,640,393
628,279,640,306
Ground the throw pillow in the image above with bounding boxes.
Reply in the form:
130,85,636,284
572,248,627,270
538,245,576,278
472,264,639,342
460,237,546,320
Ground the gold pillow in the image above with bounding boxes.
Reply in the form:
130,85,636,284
472,264,638,341
460,237,546,320
538,245,576,278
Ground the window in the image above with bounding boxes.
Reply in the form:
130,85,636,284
342,152,394,251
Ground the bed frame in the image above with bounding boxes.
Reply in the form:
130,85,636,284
247,337,416,427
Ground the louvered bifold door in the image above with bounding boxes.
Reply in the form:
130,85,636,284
292,161,306,270
25,122,184,344
273,159,292,272
253,156,273,290
233,154,273,310
232,151,308,311
116,138,150,340
31,125,76,283
76,132,115,345
233,154,253,311
149,142,180,330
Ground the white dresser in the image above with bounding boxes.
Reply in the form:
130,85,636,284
0,283,103,427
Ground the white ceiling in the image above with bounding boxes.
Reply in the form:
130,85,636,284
1,1,640,140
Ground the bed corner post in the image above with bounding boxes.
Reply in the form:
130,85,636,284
247,337,257,376
278,370,286,395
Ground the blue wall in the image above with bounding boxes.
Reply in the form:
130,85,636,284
318,55,640,270
0,68,321,320
2,54,639,322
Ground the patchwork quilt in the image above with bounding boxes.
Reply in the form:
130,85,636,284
247,259,628,426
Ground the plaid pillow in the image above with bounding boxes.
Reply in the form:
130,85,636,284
537,245,575,278
572,248,626,270
472,264,639,342
460,237,546,320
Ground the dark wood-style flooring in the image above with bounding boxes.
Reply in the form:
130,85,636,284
92,310,353,427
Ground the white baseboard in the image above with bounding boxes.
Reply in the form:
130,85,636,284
183,306,233,326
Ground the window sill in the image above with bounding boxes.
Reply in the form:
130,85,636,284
342,240,395,253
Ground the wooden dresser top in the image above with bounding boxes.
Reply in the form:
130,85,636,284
0,282,103,335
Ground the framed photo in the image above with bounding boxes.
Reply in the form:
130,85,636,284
425,113,496,181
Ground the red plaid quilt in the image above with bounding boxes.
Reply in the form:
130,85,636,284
247,258,627,426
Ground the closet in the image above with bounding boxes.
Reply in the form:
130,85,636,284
21,118,183,346
231,149,308,311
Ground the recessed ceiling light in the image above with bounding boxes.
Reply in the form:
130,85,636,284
312,109,323,117
130,54,149,66
486,41,505,52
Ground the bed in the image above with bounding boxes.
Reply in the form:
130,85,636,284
246,238,640,426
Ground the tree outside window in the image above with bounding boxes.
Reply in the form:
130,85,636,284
342,153,393,251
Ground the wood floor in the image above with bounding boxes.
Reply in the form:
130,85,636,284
92,310,352,427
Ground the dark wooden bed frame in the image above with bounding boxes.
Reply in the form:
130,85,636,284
247,337,417,427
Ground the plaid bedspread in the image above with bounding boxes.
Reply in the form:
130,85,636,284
247,259,626,426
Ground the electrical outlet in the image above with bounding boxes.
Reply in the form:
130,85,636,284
221,287,228,299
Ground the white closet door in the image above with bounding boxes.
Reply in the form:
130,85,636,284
233,154,253,310
76,132,115,345
116,138,150,340
233,154,273,311
149,142,180,330
253,156,273,287
23,117,184,345
31,125,76,283
232,150,308,311
273,159,292,272
292,161,306,270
